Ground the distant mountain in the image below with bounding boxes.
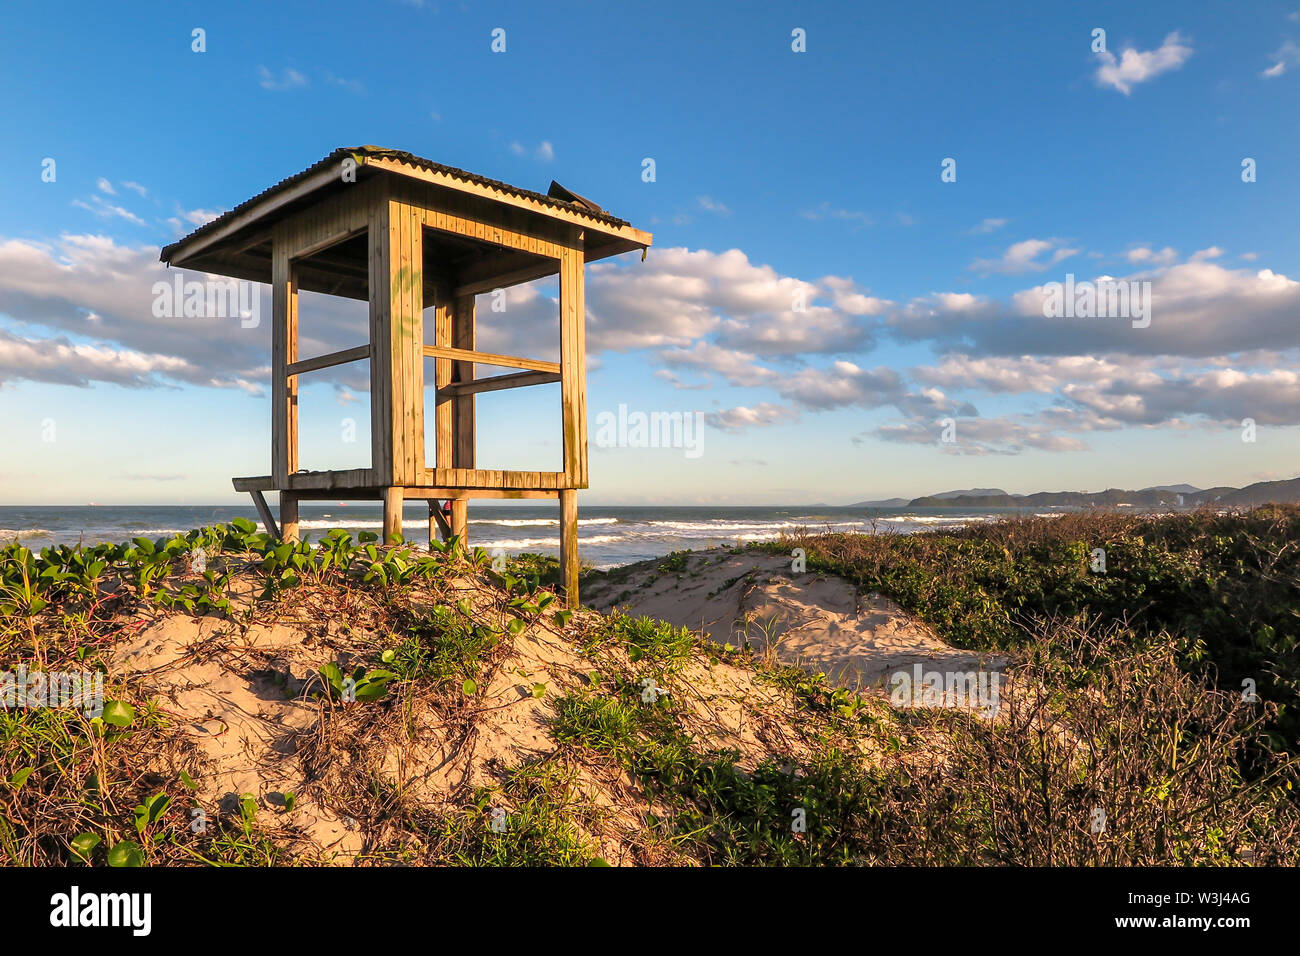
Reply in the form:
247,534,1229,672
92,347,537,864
851,489,1007,507
1217,477,1300,507
904,477,1300,509
929,488,1009,500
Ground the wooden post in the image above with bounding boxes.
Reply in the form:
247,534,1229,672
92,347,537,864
429,500,451,547
270,236,298,487
433,286,453,469
434,289,477,472
452,294,476,469
383,487,404,544
558,237,587,488
280,492,299,543
559,489,578,605
451,499,468,548
368,192,424,487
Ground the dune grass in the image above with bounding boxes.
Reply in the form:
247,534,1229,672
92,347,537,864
1,509,1296,866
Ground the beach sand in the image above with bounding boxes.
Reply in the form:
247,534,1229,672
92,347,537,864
585,548,1007,693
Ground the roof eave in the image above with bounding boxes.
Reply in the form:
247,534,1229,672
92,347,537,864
160,147,651,268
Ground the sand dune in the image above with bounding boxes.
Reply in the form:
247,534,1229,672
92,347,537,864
585,549,1006,694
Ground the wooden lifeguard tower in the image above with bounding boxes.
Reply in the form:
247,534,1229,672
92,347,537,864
160,146,652,602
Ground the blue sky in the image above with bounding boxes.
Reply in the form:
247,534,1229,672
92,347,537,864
1,0,1298,504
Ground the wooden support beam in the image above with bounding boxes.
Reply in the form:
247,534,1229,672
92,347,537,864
290,224,368,263
559,488,579,606
285,344,370,378
270,239,298,487
452,294,476,470
559,239,588,487
231,475,559,500
437,369,560,398
383,486,404,544
451,499,468,547
369,194,425,486
248,490,279,539
429,499,450,546
280,492,299,543
451,242,647,299
423,345,559,375
432,293,454,469
429,468,564,489
454,252,558,297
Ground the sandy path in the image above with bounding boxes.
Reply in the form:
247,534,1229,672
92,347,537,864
585,549,1006,693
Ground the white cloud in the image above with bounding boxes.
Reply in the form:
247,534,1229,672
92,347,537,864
509,140,554,161
3,227,1296,458
1262,40,1300,77
895,260,1300,360
1126,245,1178,265
96,177,116,195
584,247,881,355
971,238,1078,275
180,208,223,227
969,218,1008,234
800,202,872,226
72,196,146,227
0,326,218,390
323,71,364,94
706,403,799,431
874,415,1091,455
258,66,309,91
1095,31,1193,95
0,234,271,391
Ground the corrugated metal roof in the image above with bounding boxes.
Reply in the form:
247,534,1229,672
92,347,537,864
160,145,633,264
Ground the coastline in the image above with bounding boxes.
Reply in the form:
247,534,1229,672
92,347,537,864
0,501,1190,570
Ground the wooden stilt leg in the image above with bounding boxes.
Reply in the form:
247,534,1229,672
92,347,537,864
280,492,299,543
451,499,468,549
430,500,451,546
559,489,578,605
249,490,279,539
383,487,404,545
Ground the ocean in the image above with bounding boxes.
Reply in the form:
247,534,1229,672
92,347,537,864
0,503,1058,570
